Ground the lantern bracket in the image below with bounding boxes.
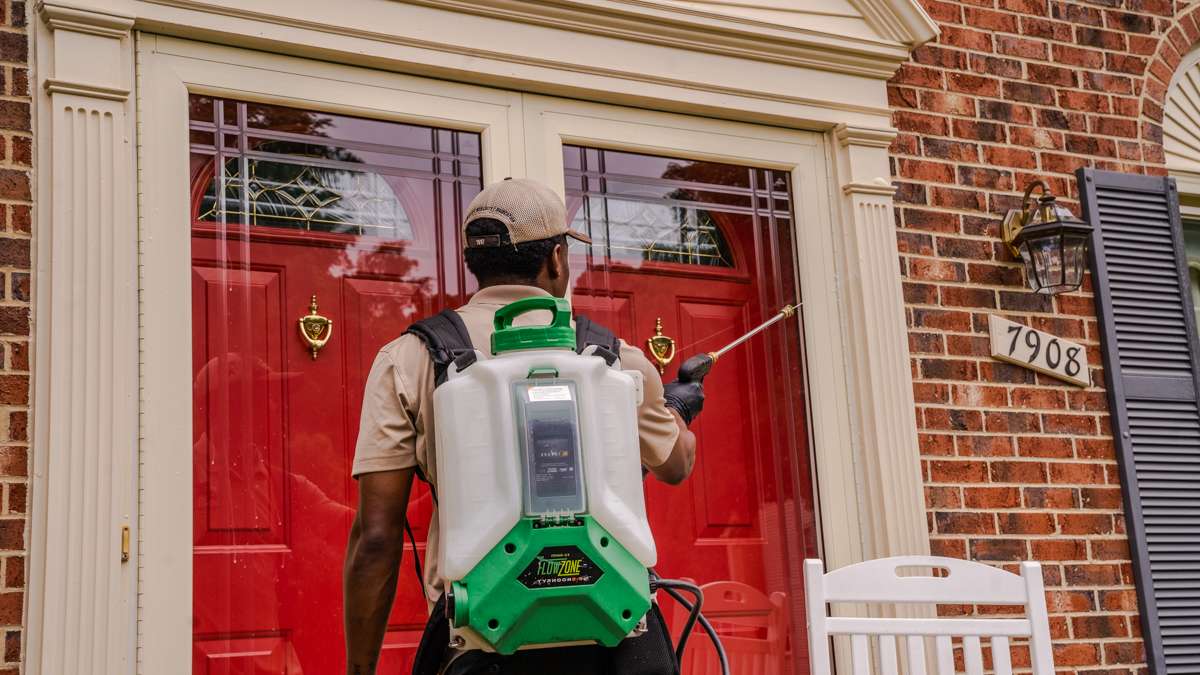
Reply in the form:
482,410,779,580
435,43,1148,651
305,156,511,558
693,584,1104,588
1002,179,1051,258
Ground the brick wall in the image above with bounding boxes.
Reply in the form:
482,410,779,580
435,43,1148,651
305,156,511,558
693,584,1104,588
891,1,1200,672
0,1,28,673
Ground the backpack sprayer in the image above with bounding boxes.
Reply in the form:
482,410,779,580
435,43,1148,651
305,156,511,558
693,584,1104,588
432,299,797,673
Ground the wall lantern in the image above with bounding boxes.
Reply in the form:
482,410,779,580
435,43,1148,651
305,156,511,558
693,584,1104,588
1002,180,1093,295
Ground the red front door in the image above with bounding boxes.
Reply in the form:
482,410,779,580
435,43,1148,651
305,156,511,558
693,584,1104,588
565,145,818,674
187,96,817,675
188,95,480,673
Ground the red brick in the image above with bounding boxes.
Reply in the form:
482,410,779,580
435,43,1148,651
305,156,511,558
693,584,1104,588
979,100,1032,125
1072,614,1127,639
1020,15,1073,41
1099,589,1138,611
1077,26,1126,51
1053,643,1100,667
939,25,993,52
970,53,1022,79
1000,0,1046,16
894,63,945,88
1017,436,1073,458
936,236,992,260
925,407,984,431
926,485,961,508
918,91,975,116
952,119,1005,143
995,35,1048,60
1004,81,1056,105
1050,461,1106,485
930,460,989,483
936,511,996,534
947,72,1001,97
920,433,956,456
945,334,990,357
908,256,964,280
984,410,1041,433
940,286,997,308
897,158,956,183
963,7,1018,32
970,538,1027,560
956,434,1015,457
1104,642,1145,665
1024,487,1077,509
1027,63,1076,87
1032,538,1086,560
964,486,1021,508
4,558,21,590
951,384,1008,407
894,111,949,136
1043,414,1098,435
1059,513,1113,535
991,460,1047,483
1080,487,1123,509
984,145,1040,168
999,512,1055,534
922,138,979,162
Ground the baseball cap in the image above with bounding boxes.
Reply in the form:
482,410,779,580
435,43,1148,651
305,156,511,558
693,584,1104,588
462,177,592,249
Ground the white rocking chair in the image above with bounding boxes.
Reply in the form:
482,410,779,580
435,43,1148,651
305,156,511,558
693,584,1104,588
804,556,1055,675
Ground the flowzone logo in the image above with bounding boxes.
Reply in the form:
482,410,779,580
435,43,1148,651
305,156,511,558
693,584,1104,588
518,546,604,589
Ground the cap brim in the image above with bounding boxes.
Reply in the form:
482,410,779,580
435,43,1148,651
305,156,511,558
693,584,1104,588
566,229,593,245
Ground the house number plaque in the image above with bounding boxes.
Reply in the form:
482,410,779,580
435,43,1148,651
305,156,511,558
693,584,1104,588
988,315,1089,387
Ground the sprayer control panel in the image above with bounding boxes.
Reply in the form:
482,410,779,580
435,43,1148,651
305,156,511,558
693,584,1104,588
514,379,585,516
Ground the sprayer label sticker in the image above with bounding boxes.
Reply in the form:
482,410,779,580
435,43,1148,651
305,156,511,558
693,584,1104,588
527,386,572,402
518,546,603,589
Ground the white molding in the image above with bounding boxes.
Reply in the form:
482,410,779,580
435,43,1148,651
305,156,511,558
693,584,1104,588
829,126,929,566
28,4,138,675
36,0,935,132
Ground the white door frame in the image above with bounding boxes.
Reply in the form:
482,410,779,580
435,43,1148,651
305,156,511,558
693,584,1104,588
30,3,933,671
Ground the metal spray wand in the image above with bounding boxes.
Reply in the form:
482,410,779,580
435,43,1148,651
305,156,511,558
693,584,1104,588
676,304,798,383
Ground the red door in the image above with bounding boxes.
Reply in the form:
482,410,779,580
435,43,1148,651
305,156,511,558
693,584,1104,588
565,146,818,674
188,95,480,674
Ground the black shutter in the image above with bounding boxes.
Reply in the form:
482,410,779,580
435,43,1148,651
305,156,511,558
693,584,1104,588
1078,168,1200,675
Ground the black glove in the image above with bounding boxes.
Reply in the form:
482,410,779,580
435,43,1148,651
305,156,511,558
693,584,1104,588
664,379,704,426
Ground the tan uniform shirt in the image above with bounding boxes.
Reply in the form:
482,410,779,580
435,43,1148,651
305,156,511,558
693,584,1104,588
352,285,679,602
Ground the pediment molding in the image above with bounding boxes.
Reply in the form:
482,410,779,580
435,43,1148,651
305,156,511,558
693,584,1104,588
404,0,938,79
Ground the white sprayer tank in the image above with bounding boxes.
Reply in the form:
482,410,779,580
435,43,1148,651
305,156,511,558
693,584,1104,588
433,297,656,583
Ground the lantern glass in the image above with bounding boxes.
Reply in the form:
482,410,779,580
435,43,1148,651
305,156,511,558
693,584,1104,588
1015,226,1091,295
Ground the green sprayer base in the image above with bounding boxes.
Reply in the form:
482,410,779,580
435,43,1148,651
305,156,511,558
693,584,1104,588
449,515,650,654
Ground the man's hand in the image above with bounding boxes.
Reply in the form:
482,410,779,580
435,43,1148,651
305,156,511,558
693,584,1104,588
344,468,416,675
663,379,704,425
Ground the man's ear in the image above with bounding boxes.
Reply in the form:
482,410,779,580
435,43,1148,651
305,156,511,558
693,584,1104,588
549,242,567,279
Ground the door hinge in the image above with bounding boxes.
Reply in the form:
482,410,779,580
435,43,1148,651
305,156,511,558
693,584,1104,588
121,525,130,563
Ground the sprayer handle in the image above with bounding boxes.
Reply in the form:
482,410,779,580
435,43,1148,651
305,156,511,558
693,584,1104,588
677,353,714,384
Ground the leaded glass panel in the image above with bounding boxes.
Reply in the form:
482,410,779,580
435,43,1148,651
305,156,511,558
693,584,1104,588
563,146,792,268
188,95,481,239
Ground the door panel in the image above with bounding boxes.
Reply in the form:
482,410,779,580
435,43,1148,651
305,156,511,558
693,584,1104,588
564,145,816,675
189,95,483,674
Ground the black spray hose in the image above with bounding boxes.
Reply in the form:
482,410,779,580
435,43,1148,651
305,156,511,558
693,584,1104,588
648,573,730,675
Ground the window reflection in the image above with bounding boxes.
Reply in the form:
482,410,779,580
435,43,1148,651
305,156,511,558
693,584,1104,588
564,145,795,269
189,96,481,239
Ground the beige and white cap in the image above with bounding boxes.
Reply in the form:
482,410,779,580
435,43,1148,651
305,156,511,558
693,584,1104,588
462,177,592,248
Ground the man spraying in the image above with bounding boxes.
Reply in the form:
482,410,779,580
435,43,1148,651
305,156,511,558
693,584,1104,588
343,178,706,675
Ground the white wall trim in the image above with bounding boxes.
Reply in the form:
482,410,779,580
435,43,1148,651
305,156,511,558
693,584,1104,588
27,3,138,674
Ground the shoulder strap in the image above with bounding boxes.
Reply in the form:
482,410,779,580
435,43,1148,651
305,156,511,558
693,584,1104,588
574,314,621,366
404,309,478,387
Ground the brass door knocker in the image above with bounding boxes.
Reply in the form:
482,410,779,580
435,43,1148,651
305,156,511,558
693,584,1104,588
646,317,676,374
298,294,333,360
